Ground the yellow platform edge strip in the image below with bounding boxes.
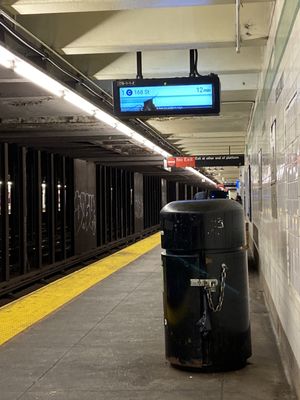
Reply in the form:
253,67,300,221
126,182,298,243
0,232,161,346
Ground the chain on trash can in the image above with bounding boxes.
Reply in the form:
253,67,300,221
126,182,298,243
205,263,227,313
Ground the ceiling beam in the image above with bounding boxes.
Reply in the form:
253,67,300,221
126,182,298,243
173,138,245,144
17,4,271,54
4,0,273,15
166,132,246,138
183,148,245,152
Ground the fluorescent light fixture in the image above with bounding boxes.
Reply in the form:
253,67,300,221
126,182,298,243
143,139,156,151
115,121,135,136
63,91,97,116
0,43,171,159
185,167,217,186
160,150,171,158
154,145,169,158
95,110,118,128
14,59,64,97
0,45,14,68
131,132,147,144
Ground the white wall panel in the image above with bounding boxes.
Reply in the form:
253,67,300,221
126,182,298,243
247,0,300,389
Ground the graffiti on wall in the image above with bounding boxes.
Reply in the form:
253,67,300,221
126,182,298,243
74,191,96,236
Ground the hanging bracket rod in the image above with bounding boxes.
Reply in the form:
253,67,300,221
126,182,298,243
236,0,241,53
136,51,143,79
189,49,196,77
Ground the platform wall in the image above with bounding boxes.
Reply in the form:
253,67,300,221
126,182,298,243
246,0,300,395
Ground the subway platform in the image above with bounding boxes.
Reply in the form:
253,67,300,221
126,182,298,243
0,235,296,400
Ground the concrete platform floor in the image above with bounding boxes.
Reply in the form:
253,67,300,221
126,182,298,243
0,246,296,400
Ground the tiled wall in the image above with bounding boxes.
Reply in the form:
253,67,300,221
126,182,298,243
246,0,300,393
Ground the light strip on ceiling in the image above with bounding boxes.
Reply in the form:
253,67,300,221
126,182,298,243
0,45,13,68
63,91,97,116
14,59,65,97
0,43,171,158
185,167,217,187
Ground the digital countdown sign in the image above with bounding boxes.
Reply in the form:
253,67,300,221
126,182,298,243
113,75,220,118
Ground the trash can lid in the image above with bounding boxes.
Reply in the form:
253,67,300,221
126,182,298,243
160,199,245,251
161,199,242,214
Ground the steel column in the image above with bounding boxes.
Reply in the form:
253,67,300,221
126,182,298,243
20,147,27,274
124,171,128,236
120,169,124,238
61,156,67,259
1,143,9,281
129,173,134,235
109,167,113,242
103,166,108,244
114,168,118,240
48,154,55,264
35,150,42,268
96,165,101,246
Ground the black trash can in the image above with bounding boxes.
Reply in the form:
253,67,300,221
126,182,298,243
160,199,251,371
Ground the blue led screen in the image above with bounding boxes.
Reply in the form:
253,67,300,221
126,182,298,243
119,84,213,112
113,75,220,117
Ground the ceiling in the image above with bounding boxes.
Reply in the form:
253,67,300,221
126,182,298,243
0,0,274,185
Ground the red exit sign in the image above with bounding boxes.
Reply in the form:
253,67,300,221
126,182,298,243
167,157,195,168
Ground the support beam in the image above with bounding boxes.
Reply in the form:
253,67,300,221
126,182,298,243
17,4,271,54
174,138,245,144
4,0,273,15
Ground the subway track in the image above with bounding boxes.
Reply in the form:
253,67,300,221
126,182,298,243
0,225,160,307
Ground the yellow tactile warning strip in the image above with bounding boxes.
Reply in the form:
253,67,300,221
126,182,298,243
0,232,161,346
